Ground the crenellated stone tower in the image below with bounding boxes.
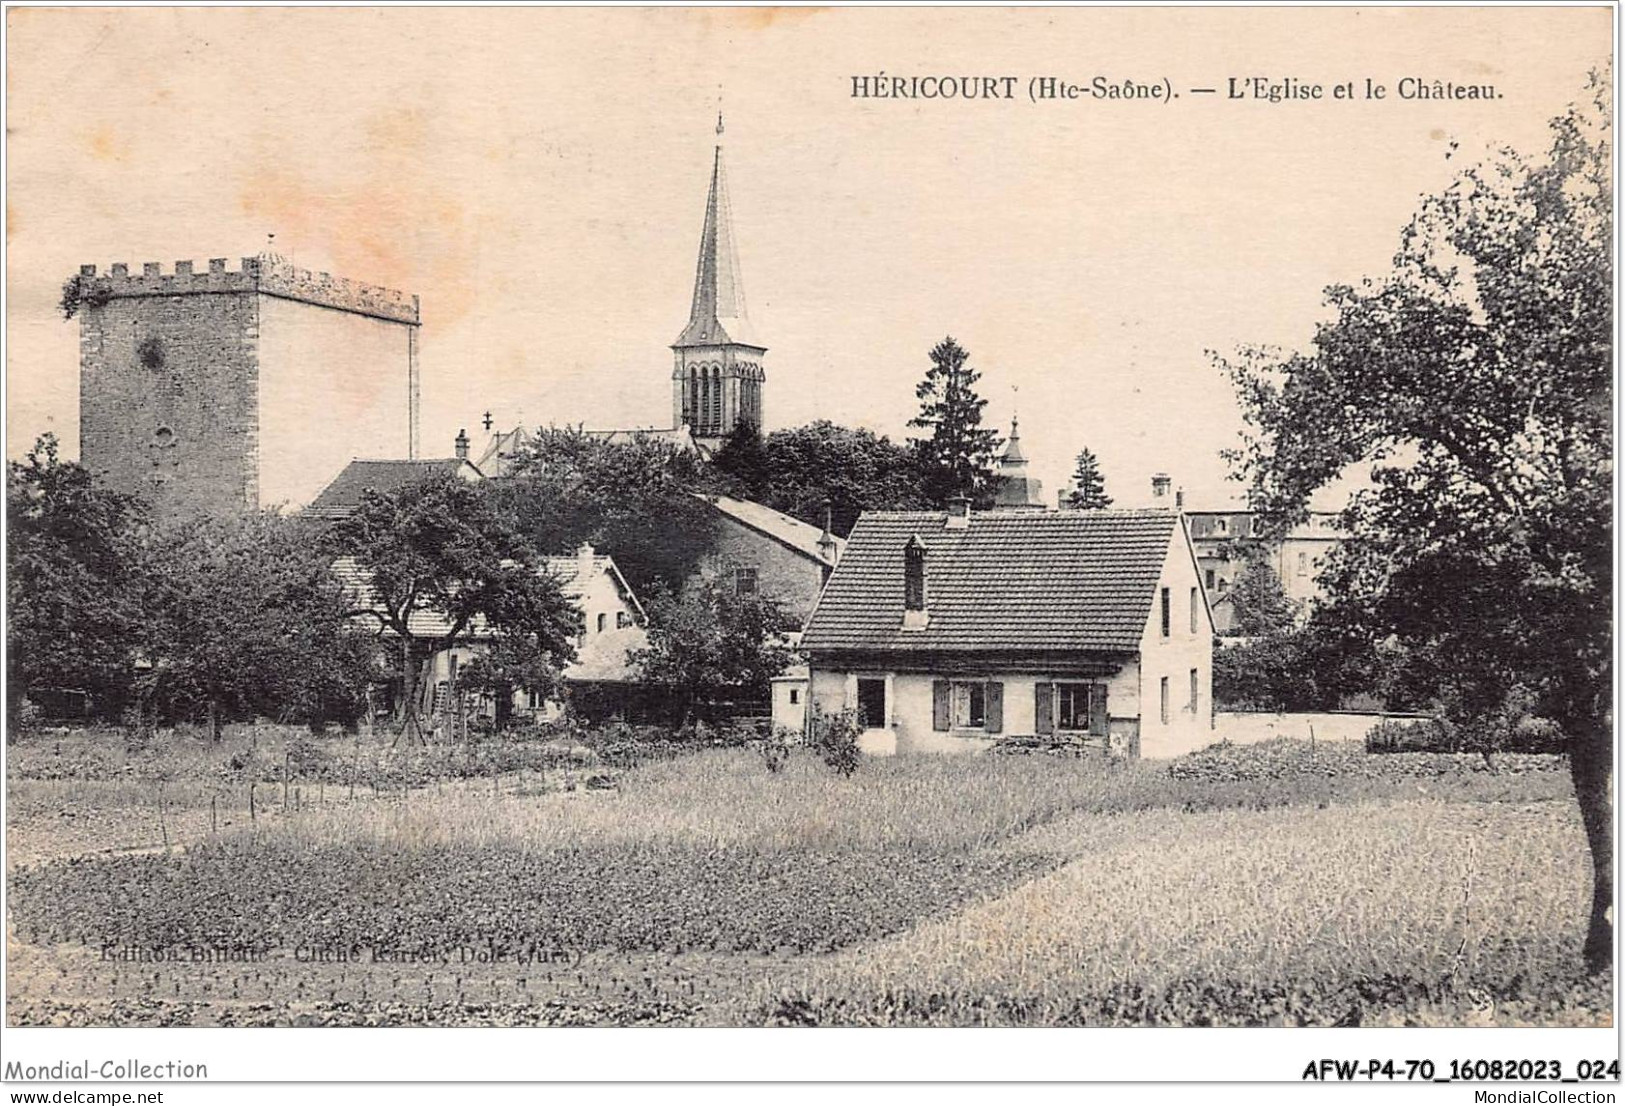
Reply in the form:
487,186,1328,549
74,252,420,517
671,114,766,446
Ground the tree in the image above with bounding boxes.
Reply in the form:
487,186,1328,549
1217,73,1612,971
908,336,1003,507
141,510,380,739
6,434,148,721
1224,561,1300,638
744,420,931,537
1063,447,1114,509
491,426,718,596
629,580,795,725
327,473,581,742
712,418,772,502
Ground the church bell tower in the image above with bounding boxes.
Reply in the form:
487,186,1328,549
672,114,766,445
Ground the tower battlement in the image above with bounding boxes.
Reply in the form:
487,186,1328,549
75,256,420,326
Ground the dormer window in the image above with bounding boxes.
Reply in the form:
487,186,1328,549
904,537,926,611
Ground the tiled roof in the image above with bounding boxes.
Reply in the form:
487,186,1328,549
800,509,1178,655
701,494,844,565
305,459,483,519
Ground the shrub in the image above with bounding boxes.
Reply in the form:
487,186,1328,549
809,706,861,778
1366,718,1459,754
757,727,793,773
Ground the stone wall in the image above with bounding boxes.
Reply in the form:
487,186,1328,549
79,289,260,515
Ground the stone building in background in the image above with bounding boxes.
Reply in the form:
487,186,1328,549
73,251,420,517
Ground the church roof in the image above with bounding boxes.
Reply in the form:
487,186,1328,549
674,119,762,351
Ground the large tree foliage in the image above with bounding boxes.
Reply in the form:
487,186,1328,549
1062,447,1114,510
1223,560,1301,638
725,420,931,537
327,473,580,741
629,580,795,725
141,510,379,739
712,418,773,502
908,336,1003,507
491,426,717,596
6,434,148,720
1218,74,1612,970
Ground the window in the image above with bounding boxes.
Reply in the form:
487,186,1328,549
1218,577,1229,593
788,688,800,705
904,537,926,611
1055,683,1092,732
1190,587,1199,633
596,613,607,633
1160,588,1171,638
1160,677,1170,724
527,688,543,710
1205,568,1215,590
1189,668,1199,714
1036,681,1103,736
1214,518,1228,535
935,680,1002,732
616,611,633,629
734,567,758,595
857,678,887,729
1296,552,1309,576
953,681,986,728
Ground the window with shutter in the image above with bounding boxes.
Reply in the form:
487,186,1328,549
1190,587,1198,633
1160,588,1171,638
1160,677,1170,724
932,680,950,731
1089,683,1109,736
951,681,987,728
985,682,1003,733
1033,682,1054,735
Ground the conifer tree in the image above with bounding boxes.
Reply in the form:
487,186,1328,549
908,336,1002,507
1063,447,1113,509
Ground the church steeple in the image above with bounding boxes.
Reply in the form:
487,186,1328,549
993,414,1046,509
672,112,766,443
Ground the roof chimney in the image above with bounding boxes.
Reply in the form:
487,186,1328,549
1151,473,1172,501
1175,487,1185,510
577,541,596,578
945,495,971,529
454,428,470,461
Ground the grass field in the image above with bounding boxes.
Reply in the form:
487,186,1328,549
4,729,1608,1027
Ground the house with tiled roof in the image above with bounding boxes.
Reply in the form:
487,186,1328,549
799,500,1215,758
695,493,844,624
334,542,647,723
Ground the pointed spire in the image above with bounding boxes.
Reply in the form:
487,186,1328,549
1002,413,1028,466
994,412,1045,508
674,115,760,349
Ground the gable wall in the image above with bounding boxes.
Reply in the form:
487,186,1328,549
1137,522,1217,758
697,513,827,624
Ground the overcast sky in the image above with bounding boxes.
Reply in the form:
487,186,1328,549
6,7,1609,508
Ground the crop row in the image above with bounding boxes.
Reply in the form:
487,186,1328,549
8,840,1055,956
